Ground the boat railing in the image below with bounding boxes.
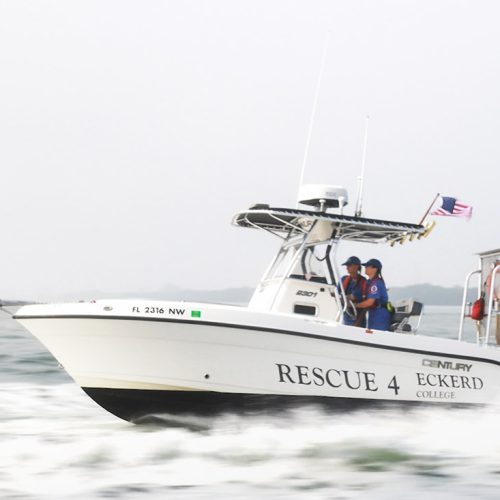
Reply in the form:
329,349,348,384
325,237,344,322
485,264,500,345
269,236,310,310
458,269,481,342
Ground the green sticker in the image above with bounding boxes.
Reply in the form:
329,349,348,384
191,310,201,318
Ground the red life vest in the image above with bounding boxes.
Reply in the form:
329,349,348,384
341,275,368,297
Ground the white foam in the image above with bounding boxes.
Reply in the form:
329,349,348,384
2,383,500,499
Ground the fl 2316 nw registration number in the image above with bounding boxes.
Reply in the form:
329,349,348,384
131,306,186,315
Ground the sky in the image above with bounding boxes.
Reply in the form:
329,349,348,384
0,0,498,301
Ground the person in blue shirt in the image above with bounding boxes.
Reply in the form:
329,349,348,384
339,256,367,327
355,258,392,331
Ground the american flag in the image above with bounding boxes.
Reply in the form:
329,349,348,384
431,196,473,218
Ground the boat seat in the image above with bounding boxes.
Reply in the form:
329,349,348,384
390,299,423,333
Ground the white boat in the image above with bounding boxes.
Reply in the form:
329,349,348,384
12,185,500,422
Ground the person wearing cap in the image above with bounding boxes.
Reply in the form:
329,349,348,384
339,256,367,326
355,258,392,331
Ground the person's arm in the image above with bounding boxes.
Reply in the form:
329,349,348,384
356,298,376,309
349,282,364,303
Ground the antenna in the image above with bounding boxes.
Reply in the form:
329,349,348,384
354,115,370,217
297,32,330,207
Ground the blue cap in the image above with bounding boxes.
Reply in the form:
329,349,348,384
342,256,361,266
362,258,382,270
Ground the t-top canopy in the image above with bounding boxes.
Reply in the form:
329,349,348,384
232,206,429,244
477,249,500,258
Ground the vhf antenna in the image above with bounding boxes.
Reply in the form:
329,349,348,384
297,32,330,207
354,114,370,217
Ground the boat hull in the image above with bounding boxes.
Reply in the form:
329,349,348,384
14,300,500,422
82,388,476,423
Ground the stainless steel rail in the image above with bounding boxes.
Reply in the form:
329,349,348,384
458,269,481,341
485,264,500,345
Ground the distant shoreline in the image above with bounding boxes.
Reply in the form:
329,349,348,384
4,283,475,307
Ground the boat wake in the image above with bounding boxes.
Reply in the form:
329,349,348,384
2,382,500,498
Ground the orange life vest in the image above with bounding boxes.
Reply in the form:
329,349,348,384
341,275,368,297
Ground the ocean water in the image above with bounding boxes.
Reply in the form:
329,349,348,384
1,306,500,499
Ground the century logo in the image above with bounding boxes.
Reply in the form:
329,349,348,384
422,359,472,372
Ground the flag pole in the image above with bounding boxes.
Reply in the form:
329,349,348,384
418,193,440,225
